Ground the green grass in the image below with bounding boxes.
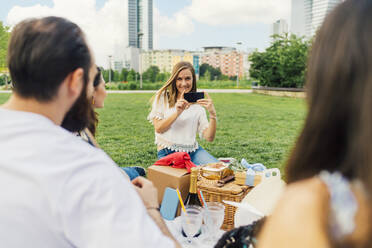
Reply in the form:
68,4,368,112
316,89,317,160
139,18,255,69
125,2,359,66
0,93,306,174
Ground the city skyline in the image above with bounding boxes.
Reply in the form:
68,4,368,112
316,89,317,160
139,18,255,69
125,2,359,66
0,0,291,68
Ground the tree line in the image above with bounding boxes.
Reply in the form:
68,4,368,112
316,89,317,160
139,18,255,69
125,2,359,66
101,63,238,84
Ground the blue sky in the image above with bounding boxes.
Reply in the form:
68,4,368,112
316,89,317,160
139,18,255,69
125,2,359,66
0,0,291,66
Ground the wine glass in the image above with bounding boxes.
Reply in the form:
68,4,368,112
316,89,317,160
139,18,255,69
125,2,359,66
181,205,203,246
203,202,225,243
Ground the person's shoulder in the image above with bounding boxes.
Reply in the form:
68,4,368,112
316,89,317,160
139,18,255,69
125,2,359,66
258,178,331,248
268,178,330,233
283,178,328,201
42,125,115,168
278,178,329,213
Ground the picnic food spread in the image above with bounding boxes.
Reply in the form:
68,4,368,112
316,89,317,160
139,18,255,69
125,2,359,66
200,162,233,180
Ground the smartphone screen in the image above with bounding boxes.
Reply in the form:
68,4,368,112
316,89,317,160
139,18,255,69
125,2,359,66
184,92,204,102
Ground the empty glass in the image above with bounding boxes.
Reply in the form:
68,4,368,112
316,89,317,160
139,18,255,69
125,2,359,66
203,202,225,243
181,205,203,246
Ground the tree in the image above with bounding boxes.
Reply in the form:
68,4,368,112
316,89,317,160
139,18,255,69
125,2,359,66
102,70,109,82
249,33,310,88
120,68,129,82
199,63,209,77
155,72,166,83
211,67,222,80
199,63,222,81
112,71,121,82
142,65,160,83
0,22,10,71
220,74,229,80
204,69,212,81
127,69,136,82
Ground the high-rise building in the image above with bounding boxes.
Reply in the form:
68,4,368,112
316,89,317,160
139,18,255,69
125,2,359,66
291,0,343,37
291,0,306,37
128,0,153,50
124,0,153,72
272,19,288,37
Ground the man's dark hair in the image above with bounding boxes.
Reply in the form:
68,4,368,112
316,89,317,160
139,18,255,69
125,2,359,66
7,16,91,101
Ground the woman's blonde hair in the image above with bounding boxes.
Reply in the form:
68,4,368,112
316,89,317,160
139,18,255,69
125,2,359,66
151,61,197,108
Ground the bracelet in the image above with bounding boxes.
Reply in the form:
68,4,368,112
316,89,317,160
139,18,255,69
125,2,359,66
147,206,160,211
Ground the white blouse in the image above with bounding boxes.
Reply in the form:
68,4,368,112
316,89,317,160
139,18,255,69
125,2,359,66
147,93,210,152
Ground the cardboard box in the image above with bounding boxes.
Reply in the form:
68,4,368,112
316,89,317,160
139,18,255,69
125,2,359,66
147,165,190,205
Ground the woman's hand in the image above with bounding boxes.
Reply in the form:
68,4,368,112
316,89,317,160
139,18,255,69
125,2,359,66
197,92,216,117
175,90,190,115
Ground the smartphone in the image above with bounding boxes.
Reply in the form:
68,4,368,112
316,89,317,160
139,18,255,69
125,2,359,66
184,92,204,102
160,187,179,220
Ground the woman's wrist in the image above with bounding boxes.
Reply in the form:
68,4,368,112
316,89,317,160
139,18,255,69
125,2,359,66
147,206,160,211
209,114,217,121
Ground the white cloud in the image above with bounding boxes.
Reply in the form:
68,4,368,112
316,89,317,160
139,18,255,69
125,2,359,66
186,0,291,26
6,0,128,67
5,0,291,65
154,7,194,38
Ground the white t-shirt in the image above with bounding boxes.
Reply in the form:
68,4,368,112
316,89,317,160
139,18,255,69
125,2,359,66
0,108,174,248
147,93,209,152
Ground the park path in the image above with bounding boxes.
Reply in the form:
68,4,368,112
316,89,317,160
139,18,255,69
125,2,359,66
0,89,252,94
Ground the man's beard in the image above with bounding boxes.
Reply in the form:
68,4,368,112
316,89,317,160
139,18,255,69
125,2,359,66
61,88,92,133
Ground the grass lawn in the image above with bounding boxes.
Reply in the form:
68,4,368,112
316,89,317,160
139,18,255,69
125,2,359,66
0,93,306,174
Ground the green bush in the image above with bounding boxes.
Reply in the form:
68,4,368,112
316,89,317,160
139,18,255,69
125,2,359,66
105,82,119,90
106,80,253,90
0,76,4,86
249,33,310,88
140,82,163,90
197,80,252,89
118,83,128,90
129,82,137,90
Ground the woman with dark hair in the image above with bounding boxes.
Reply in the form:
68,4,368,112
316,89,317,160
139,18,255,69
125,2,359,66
258,0,372,247
77,67,104,147
70,67,145,180
148,61,218,165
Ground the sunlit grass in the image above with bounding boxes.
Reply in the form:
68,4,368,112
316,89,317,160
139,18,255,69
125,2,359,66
0,92,306,173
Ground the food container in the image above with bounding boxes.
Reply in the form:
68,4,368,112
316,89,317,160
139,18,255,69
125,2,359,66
218,157,237,166
201,162,233,180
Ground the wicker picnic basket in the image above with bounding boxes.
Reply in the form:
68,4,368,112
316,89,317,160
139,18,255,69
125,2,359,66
197,175,252,230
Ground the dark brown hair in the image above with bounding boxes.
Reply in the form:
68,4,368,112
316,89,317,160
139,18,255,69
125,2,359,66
87,67,102,136
286,0,372,189
8,16,91,101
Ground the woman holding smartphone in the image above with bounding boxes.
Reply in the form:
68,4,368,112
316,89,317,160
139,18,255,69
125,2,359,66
148,61,218,165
